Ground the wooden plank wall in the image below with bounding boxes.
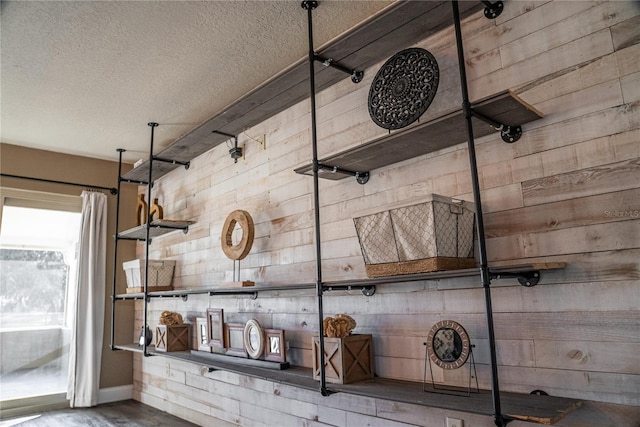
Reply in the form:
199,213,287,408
132,1,640,425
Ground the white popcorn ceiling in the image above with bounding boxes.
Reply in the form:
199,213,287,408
1,1,392,163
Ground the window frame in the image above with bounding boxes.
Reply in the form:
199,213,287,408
0,187,82,329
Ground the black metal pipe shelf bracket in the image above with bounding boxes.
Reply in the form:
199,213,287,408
302,1,363,84
153,156,190,170
317,163,370,184
470,109,522,143
120,178,148,186
313,54,364,84
490,270,541,287
212,130,242,163
482,1,504,19
323,284,376,296
116,236,147,242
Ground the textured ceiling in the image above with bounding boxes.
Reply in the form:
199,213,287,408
1,0,392,163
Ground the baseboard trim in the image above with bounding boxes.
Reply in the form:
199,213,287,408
0,393,68,419
98,385,133,404
0,385,133,419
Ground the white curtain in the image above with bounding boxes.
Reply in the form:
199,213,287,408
67,191,107,407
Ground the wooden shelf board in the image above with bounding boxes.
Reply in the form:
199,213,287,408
294,90,543,180
121,1,482,183
150,350,582,425
185,350,289,370
115,283,317,300
122,161,184,183
117,219,195,240
113,343,152,354
323,262,566,288
336,377,582,425
114,263,565,299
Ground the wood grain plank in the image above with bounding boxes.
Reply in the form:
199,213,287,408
493,310,640,343
522,157,640,206
615,42,640,77
523,219,640,257
611,13,640,51
470,28,614,101
499,1,638,68
484,187,640,238
514,102,640,158
621,71,640,104
533,340,640,374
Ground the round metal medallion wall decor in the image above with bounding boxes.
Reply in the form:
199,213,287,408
427,320,471,370
368,47,439,130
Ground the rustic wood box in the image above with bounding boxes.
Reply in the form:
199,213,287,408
155,324,190,352
312,334,374,384
353,194,476,277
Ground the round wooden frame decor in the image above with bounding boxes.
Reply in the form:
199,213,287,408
426,320,471,370
221,209,255,260
243,319,265,359
368,47,439,130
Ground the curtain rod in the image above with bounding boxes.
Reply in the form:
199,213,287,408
0,173,118,195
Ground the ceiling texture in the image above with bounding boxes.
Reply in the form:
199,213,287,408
1,0,392,164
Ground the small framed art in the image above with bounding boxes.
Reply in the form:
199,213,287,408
224,323,247,357
206,308,225,350
264,329,286,363
196,317,211,352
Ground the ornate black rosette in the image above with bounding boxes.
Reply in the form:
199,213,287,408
368,47,439,130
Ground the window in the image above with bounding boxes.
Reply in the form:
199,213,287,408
0,189,81,329
0,188,81,401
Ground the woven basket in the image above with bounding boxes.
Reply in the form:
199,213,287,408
353,195,476,277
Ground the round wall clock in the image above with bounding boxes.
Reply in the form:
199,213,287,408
368,47,439,130
426,320,471,370
243,319,265,359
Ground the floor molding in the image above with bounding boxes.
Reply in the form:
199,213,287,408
0,385,133,419
98,385,133,405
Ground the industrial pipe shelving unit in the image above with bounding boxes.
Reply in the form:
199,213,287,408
301,1,527,425
110,124,193,356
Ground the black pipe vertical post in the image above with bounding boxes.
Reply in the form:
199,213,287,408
451,2,506,426
302,0,329,395
110,148,126,350
143,122,158,356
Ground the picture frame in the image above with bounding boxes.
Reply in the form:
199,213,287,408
206,308,225,350
243,319,265,359
224,323,247,357
264,329,286,363
196,317,211,352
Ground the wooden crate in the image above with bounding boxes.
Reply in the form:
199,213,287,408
155,324,190,352
312,334,374,384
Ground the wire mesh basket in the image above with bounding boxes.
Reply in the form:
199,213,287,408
123,259,176,293
353,195,476,277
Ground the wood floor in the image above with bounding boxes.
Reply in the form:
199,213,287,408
0,400,199,427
